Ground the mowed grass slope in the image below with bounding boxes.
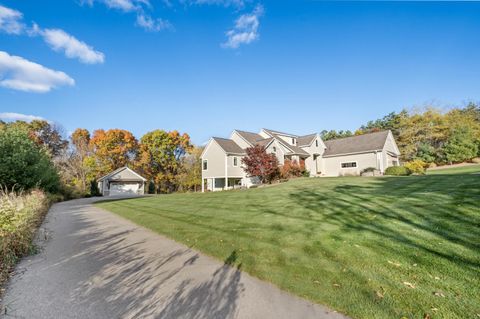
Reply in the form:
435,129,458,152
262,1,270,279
97,166,480,319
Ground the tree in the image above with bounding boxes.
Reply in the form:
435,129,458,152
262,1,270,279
1,120,68,157
441,127,479,164
241,145,279,184
28,120,68,157
58,128,93,193
137,130,192,193
89,129,139,177
176,146,203,192
0,126,59,192
320,130,353,141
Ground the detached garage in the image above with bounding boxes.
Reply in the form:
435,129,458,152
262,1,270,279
97,167,147,196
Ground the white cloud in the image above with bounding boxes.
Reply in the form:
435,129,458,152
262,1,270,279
222,4,263,49
39,28,105,64
136,13,172,32
0,5,25,34
0,112,46,122
82,0,172,32
186,0,245,8
0,51,75,93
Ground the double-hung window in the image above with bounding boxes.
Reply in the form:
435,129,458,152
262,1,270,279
203,160,208,170
233,157,238,167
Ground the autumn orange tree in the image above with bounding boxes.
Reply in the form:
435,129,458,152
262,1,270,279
89,129,139,177
137,130,192,193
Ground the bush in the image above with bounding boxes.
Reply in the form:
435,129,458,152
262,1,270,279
281,160,305,179
89,180,101,197
384,166,411,176
0,127,60,192
148,181,155,194
404,160,427,175
361,167,376,173
0,190,50,286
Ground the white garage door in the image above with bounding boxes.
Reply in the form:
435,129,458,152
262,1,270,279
110,183,139,195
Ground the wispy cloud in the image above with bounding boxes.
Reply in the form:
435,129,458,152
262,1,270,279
0,112,47,122
83,0,171,32
83,0,147,12
0,4,105,64
0,4,25,34
186,0,245,8
0,51,75,93
35,27,105,64
222,4,263,49
136,13,173,31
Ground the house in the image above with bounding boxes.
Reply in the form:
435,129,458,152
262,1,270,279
201,129,400,192
97,167,147,196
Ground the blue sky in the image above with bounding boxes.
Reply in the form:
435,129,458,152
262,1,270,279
1,0,479,144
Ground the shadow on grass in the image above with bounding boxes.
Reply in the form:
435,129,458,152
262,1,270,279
288,175,480,270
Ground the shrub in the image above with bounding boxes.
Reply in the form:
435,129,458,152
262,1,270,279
0,190,50,286
384,166,411,176
89,180,101,197
0,127,60,192
404,160,427,175
471,157,480,164
361,167,376,173
281,160,304,179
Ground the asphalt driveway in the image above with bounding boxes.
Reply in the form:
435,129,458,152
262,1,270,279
1,197,348,319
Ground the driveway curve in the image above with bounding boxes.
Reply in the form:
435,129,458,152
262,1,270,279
1,197,348,319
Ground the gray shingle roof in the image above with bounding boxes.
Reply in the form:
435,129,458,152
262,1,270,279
212,137,246,154
323,131,390,157
235,130,264,145
297,134,317,147
262,128,298,138
285,143,311,156
256,137,274,147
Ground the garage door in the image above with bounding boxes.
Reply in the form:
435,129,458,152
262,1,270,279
110,183,139,195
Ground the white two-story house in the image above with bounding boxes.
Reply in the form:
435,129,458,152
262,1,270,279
201,128,400,192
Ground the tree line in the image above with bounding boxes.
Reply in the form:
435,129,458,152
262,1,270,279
0,121,202,196
1,102,478,196
321,103,480,166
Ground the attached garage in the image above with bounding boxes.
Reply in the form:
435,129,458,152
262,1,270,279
97,167,147,196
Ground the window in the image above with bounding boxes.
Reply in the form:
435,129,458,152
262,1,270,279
341,162,357,168
315,140,319,147
203,160,208,170
292,138,296,145
273,146,277,152
233,157,238,167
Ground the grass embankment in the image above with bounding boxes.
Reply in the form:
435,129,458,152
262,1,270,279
97,166,480,319
0,190,50,287
427,163,480,175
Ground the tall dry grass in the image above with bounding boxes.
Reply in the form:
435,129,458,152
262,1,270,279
0,189,49,286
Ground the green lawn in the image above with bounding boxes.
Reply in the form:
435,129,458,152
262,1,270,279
96,166,480,319
427,164,480,175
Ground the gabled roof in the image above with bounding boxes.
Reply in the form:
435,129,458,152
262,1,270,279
212,137,246,155
98,167,147,182
234,130,264,146
323,130,390,157
297,134,317,147
256,137,275,147
262,128,298,138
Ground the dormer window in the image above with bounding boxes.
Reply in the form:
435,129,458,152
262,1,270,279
292,138,296,145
